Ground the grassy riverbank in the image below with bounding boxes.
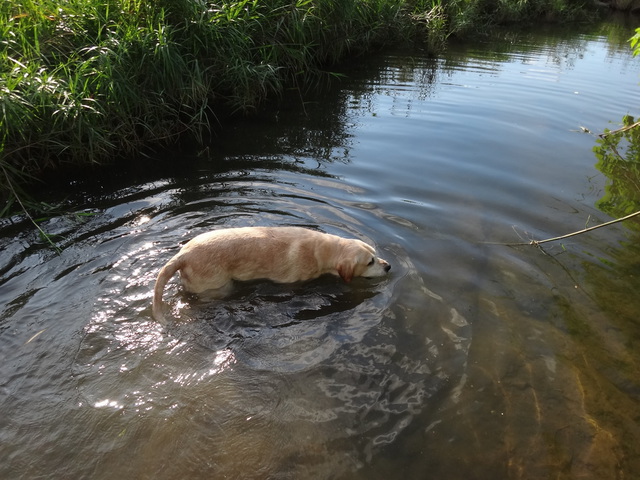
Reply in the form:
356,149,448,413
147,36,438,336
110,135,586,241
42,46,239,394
0,0,594,212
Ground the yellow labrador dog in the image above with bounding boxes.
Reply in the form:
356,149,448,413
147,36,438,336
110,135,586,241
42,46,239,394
152,226,391,323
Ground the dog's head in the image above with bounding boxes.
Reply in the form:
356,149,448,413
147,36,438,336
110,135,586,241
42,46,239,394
336,239,391,283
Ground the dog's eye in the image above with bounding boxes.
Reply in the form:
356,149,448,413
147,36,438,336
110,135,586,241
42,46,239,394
368,257,375,266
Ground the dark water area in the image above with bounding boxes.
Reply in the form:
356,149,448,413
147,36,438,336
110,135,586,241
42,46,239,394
2,19,640,479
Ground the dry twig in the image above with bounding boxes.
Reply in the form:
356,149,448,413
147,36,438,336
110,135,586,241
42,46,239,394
502,210,640,247
598,121,640,138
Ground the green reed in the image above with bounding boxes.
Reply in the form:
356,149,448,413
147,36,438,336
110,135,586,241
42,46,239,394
0,0,595,213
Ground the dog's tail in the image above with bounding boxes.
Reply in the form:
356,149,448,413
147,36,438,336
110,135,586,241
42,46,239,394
152,256,182,324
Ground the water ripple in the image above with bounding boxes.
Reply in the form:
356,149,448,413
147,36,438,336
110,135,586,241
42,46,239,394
63,168,470,479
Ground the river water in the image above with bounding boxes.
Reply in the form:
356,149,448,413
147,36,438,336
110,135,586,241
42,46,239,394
1,19,640,480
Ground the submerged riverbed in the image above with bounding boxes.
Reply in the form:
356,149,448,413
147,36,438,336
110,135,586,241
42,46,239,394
1,20,640,479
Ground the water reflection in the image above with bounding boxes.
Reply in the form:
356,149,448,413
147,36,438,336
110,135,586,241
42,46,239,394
38,162,468,479
593,120,640,219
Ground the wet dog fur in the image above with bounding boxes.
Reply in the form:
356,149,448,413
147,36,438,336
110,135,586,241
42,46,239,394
152,226,391,323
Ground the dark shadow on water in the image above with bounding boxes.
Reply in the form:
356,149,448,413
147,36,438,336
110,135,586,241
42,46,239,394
165,276,390,372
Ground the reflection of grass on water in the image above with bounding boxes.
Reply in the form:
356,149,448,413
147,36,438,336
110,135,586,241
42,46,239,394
0,0,597,214
593,28,640,226
593,115,640,226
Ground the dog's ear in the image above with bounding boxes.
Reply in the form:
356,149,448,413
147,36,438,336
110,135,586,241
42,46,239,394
337,261,355,283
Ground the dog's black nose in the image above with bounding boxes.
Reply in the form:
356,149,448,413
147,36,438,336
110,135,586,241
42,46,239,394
384,263,391,272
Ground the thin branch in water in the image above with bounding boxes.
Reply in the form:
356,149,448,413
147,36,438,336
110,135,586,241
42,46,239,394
529,210,640,246
1,166,62,254
598,121,640,138
601,136,626,162
493,210,640,247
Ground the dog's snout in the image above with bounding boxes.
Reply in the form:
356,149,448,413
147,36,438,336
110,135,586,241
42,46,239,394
384,263,391,272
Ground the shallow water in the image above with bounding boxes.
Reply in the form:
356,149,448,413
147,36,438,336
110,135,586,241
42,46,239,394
2,20,640,480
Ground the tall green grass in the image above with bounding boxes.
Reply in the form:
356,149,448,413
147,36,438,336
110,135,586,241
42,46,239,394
0,0,595,213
